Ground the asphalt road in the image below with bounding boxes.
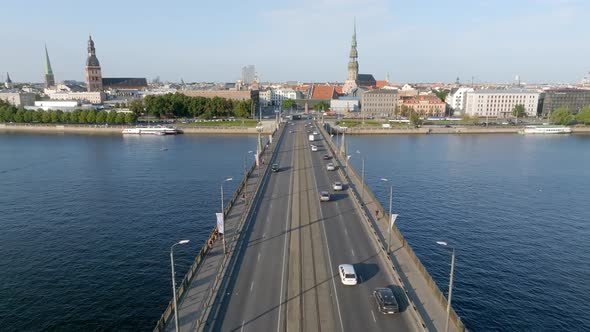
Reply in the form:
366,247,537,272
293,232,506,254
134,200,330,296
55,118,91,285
207,120,420,332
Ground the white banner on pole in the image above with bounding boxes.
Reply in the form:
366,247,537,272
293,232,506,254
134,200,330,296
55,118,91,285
269,134,273,144
216,213,224,234
390,214,398,228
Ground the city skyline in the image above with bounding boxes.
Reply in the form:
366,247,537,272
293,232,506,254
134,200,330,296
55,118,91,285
1,0,589,84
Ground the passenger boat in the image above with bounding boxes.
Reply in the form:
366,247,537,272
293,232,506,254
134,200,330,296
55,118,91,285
122,126,178,135
521,125,572,134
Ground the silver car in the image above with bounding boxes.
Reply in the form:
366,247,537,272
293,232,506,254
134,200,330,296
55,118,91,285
333,181,343,191
326,163,335,171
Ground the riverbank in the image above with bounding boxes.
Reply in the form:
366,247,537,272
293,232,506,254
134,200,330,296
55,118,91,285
325,124,590,135
0,123,275,135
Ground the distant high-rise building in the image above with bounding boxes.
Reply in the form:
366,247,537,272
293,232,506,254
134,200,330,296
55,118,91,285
85,35,103,92
241,65,256,84
5,72,13,89
342,20,359,95
44,45,55,89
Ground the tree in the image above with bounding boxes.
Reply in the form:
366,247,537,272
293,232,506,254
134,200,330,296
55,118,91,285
107,111,117,124
125,112,137,124
96,111,107,124
433,89,450,102
313,101,330,112
410,113,423,127
281,99,297,111
575,106,590,125
86,110,97,124
551,107,574,125
42,111,52,123
115,112,126,124
129,99,144,115
512,104,526,122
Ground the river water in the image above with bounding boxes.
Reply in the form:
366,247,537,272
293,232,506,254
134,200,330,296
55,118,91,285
0,132,588,331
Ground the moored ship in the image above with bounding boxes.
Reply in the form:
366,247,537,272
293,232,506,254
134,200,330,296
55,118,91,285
521,125,572,134
122,126,178,135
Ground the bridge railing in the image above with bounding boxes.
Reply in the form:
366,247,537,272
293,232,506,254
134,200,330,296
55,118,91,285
320,122,466,332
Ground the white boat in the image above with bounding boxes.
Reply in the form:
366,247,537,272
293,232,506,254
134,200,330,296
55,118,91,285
521,125,572,134
122,126,178,135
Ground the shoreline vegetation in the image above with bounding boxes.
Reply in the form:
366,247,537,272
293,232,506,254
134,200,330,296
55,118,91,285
2,122,590,135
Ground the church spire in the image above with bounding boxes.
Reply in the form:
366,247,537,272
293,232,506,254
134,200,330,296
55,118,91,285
5,72,13,89
44,44,55,88
343,19,359,95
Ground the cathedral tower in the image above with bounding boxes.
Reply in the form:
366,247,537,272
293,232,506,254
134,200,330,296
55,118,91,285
44,45,55,89
85,35,103,92
342,20,359,95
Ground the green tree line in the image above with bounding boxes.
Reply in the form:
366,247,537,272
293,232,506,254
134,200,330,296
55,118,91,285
0,104,137,125
140,93,252,118
551,106,590,125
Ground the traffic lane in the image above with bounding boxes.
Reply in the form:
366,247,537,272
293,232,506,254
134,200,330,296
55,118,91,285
235,127,297,331
214,126,295,331
309,146,419,332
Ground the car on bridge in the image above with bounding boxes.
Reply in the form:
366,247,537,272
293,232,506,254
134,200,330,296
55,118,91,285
311,145,318,152
338,264,358,285
323,154,331,160
319,191,330,202
373,288,399,314
333,181,343,191
271,163,280,172
326,163,335,171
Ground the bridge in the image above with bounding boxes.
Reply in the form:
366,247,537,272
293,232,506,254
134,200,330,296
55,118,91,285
154,119,466,332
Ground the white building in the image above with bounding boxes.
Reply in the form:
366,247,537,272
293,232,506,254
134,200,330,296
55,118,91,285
259,88,303,107
330,98,360,114
464,89,540,118
446,87,474,116
0,92,36,107
48,91,105,104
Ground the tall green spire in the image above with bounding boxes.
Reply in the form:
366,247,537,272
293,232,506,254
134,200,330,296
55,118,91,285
44,44,53,76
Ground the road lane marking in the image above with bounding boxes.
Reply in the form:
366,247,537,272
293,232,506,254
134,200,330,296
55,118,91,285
257,253,261,262
371,310,377,323
277,129,296,332
241,320,246,332
250,281,254,293
351,248,356,257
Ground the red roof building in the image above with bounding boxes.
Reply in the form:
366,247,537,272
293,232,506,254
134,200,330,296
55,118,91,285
311,85,338,100
401,95,446,117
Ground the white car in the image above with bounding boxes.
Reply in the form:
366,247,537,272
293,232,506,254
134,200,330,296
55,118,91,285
338,264,358,285
311,145,318,152
313,131,318,135
320,191,331,202
326,163,335,171
333,181,343,191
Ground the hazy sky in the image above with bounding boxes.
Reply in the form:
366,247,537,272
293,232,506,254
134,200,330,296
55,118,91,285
1,0,588,84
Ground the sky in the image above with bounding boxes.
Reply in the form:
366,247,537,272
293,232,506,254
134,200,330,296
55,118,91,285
1,0,589,84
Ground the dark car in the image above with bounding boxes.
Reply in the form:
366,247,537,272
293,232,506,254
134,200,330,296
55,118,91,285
323,154,331,160
271,164,280,172
373,288,399,314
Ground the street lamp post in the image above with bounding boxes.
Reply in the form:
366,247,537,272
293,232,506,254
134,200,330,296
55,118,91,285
170,239,190,332
436,241,456,332
356,150,365,202
380,178,394,254
220,177,233,254
244,151,253,205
